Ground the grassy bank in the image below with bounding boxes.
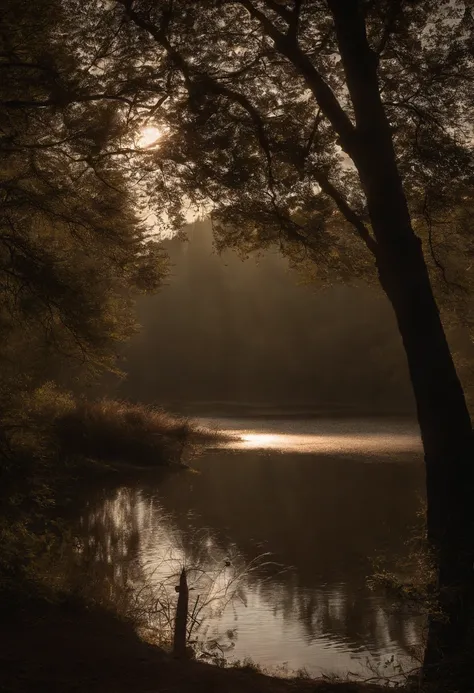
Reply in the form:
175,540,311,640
54,397,224,472
11,384,224,471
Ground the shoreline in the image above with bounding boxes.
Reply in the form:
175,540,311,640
0,595,397,693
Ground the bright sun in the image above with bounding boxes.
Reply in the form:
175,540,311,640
137,126,162,149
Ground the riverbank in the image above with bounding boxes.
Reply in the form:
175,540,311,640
0,595,395,693
0,389,227,607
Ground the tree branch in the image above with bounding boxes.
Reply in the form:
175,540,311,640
160,0,174,35
375,0,402,56
210,54,265,81
233,0,357,155
261,0,292,23
302,108,322,158
287,0,303,42
383,100,445,132
313,171,377,254
118,0,375,254
117,1,276,186
1,93,136,109
116,0,194,92
422,193,467,293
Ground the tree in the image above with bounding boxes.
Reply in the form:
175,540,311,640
0,0,171,592
0,0,168,402
8,0,474,684
57,0,474,684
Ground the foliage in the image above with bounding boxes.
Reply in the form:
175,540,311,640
0,0,171,594
368,506,439,619
2,382,220,477
0,0,168,401
35,0,473,329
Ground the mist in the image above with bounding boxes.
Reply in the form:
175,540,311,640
120,219,415,416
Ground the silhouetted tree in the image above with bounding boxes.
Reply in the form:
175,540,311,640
0,0,168,587
0,0,168,401
59,0,473,685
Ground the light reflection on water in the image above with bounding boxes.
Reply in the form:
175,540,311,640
78,417,425,679
203,416,422,455
229,430,420,453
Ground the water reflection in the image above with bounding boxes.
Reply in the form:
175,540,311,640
208,417,422,454
230,430,420,453
76,418,426,678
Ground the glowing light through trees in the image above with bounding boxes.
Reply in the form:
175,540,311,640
137,126,163,149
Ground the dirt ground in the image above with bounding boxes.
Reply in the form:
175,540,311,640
0,598,389,693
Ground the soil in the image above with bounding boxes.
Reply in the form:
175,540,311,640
0,597,389,693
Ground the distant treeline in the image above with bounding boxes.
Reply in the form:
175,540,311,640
121,220,418,415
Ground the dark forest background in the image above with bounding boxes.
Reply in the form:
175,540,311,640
120,219,419,415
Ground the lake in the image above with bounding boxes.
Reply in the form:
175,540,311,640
77,417,426,680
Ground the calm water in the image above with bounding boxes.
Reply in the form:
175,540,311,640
78,417,426,679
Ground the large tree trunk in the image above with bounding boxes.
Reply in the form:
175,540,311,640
328,1,474,686
376,235,474,687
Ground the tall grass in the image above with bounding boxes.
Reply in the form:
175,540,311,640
3,382,224,469
55,397,220,468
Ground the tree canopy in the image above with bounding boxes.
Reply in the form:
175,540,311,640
1,0,168,401
32,0,472,321
7,0,472,323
